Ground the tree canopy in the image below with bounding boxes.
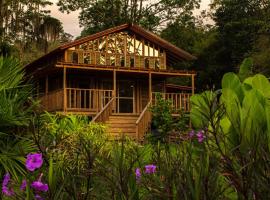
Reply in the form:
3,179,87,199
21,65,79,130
57,0,201,35
1,0,270,89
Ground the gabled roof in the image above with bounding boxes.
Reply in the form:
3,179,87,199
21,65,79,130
25,24,196,70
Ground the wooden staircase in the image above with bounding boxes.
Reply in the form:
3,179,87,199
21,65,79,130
92,98,152,141
106,114,139,140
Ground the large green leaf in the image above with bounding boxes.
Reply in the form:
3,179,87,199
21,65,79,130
222,73,244,102
190,91,217,129
264,101,270,151
251,74,270,98
238,58,253,81
220,88,241,133
241,89,266,147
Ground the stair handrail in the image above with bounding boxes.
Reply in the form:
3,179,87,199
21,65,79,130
92,97,115,122
135,101,152,141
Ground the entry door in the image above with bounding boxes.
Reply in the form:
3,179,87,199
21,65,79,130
117,80,135,113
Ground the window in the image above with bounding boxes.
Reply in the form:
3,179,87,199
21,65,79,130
72,52,78,63
145,58,149,69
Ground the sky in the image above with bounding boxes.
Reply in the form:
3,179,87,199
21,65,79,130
47,0,212,37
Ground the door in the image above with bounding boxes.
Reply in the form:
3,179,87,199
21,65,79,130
117,80,135,113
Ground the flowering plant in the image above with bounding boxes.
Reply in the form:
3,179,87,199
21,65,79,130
1,153,48,200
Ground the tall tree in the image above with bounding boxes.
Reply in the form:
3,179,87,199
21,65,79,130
57,0,201,35
210,0,270,67
0,0,72,63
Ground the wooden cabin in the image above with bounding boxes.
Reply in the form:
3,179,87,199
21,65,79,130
25,24,196,141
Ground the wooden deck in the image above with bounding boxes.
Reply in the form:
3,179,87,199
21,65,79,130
40,88,191,115
40,88,191,141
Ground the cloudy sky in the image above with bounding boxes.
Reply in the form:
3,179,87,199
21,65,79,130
47,0,211,37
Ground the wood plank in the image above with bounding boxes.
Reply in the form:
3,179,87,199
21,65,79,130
63,67,67,112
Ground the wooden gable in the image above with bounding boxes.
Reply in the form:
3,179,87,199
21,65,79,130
65,31,168,69
25,24,196,72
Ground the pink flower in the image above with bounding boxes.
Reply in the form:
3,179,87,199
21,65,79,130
35,194,44,200
26,153,43,171
188,130,195,138
2,173,14,196
196,130,206,143
31,181,48,192
31,174,48,192
135,168,141,181
20,179,27,191
145,164,157,174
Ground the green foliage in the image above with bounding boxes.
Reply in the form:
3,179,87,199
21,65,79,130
57,0,200,35
0,1,72,63
151,94,174,135
0,57,36,187
238,58,253,81
149,94,189,143
191,71,270,199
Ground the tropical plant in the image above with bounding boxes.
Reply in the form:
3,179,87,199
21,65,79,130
0,57,37,199
190,70,270,199
150,93,190,143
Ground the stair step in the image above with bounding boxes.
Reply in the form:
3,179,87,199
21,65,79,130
108,119,137,122
107,123,136,128
109,127,136,133
109,133,137,139
109,116,139,120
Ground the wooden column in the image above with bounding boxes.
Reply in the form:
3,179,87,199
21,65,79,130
45,75,49,110
124,34,127,67
149,72,152,101
191,74,195,95
133,34,137,68
63,67,67,113
113,70,117,112
45,75,48,95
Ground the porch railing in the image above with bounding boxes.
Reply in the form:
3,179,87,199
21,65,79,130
136,101,152,141
66,88,113,112
152,92,192,112
92,97,115,122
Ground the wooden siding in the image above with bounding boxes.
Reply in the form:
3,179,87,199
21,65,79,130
39,89,63,111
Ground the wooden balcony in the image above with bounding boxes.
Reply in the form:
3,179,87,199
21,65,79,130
65,50,166,70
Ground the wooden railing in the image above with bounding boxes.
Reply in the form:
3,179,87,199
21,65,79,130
66,88,113,112
66,50,166,69
136,101,152,141
92,97,115,122
39,89,63,111
152,92,192,112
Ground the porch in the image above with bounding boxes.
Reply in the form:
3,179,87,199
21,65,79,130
39,88,192,115
37,67,195,141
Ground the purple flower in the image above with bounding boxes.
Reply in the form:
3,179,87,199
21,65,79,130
26,153,43,171
31,174,48,192
188,130,195,138
35,194,44,200
196,130,206,143
20,179,27,191
31,181,48,192
2,173,14,196
145,164,157,174
135,168,141,181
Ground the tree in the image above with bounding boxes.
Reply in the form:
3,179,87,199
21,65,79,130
0,0,72,63
210,0,270,67
57,0,201,35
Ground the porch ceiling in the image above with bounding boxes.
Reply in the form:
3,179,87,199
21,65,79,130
56,63,196,78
